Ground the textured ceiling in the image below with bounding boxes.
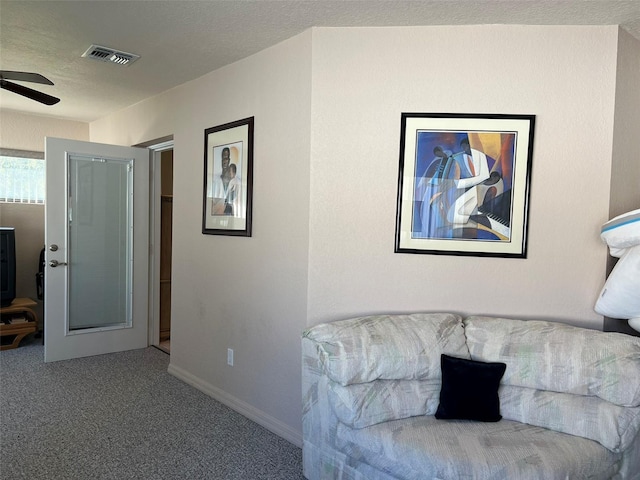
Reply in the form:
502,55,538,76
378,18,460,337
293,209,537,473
1,0,639,123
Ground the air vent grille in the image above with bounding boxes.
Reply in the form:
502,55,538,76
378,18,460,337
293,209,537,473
82,45,140,66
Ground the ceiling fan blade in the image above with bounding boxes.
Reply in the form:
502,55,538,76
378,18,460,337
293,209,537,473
0,70,55,85
1,79,60,105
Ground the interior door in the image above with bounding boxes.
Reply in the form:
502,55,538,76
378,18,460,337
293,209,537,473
44,137,150,362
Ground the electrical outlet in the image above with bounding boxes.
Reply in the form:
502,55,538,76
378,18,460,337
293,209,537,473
227,348,234,366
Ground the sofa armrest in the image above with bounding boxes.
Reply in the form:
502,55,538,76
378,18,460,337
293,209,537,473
304,313,468,386
302,336,339,446
464,316,640,407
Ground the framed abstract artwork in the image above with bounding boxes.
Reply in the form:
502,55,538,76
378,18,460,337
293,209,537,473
394,113,535,257
202,117,254,236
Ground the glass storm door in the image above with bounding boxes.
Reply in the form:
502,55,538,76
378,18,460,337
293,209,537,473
44,138,149,362
67,154,132,330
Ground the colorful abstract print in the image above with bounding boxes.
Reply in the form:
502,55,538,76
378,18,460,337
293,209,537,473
412,130,516,241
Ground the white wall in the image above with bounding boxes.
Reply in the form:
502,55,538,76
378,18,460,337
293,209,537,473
0,111,89,326
89,25,636,444
308,25,619,329
90,31,312,443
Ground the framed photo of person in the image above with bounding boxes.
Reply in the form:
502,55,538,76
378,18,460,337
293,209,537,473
202,117,254,236
394,113,535,257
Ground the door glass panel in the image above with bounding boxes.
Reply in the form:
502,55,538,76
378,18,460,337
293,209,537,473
68,154,133,331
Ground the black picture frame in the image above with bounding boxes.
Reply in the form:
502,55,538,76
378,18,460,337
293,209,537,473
394,112,535,257
202,117,254,236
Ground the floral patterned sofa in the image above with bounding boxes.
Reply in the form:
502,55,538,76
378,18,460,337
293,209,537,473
302,313,640,479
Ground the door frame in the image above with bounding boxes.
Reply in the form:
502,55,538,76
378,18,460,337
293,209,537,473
138,137,174,348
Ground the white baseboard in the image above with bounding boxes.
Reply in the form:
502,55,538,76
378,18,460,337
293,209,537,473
167,362,303,448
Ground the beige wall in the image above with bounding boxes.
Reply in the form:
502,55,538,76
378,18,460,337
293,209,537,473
90,31,312,444
0,111,89,151
0,111,89,325
308,25,619,328
88,25,637,444
602,29,640,334
610,29,640,217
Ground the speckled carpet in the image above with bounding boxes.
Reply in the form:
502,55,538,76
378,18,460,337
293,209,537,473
0,341,304,479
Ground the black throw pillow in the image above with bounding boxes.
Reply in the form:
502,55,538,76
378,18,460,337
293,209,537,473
435,354,506,422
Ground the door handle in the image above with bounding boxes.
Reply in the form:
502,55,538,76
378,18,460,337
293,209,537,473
49,260,68,267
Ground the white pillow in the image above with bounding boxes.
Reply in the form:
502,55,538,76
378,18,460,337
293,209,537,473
595,245,640,319
600,208,640,257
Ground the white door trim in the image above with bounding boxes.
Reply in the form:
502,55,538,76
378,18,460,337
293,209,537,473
144,139,174,347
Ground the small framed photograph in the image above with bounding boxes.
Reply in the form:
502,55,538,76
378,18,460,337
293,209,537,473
202,117,254,236
395,113,535,257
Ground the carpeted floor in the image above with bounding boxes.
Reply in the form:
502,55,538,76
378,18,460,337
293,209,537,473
0,340,304,479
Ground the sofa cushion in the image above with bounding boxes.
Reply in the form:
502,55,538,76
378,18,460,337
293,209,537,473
464,316,640,407
435,354,506,422
304,313,468,386
328,379,441,429
500,384,640,452
335,415,621,480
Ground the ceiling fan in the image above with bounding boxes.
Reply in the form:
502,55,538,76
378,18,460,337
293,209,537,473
0,71,60,105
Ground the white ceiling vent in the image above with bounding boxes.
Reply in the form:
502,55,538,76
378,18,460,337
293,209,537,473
82,45,140,66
